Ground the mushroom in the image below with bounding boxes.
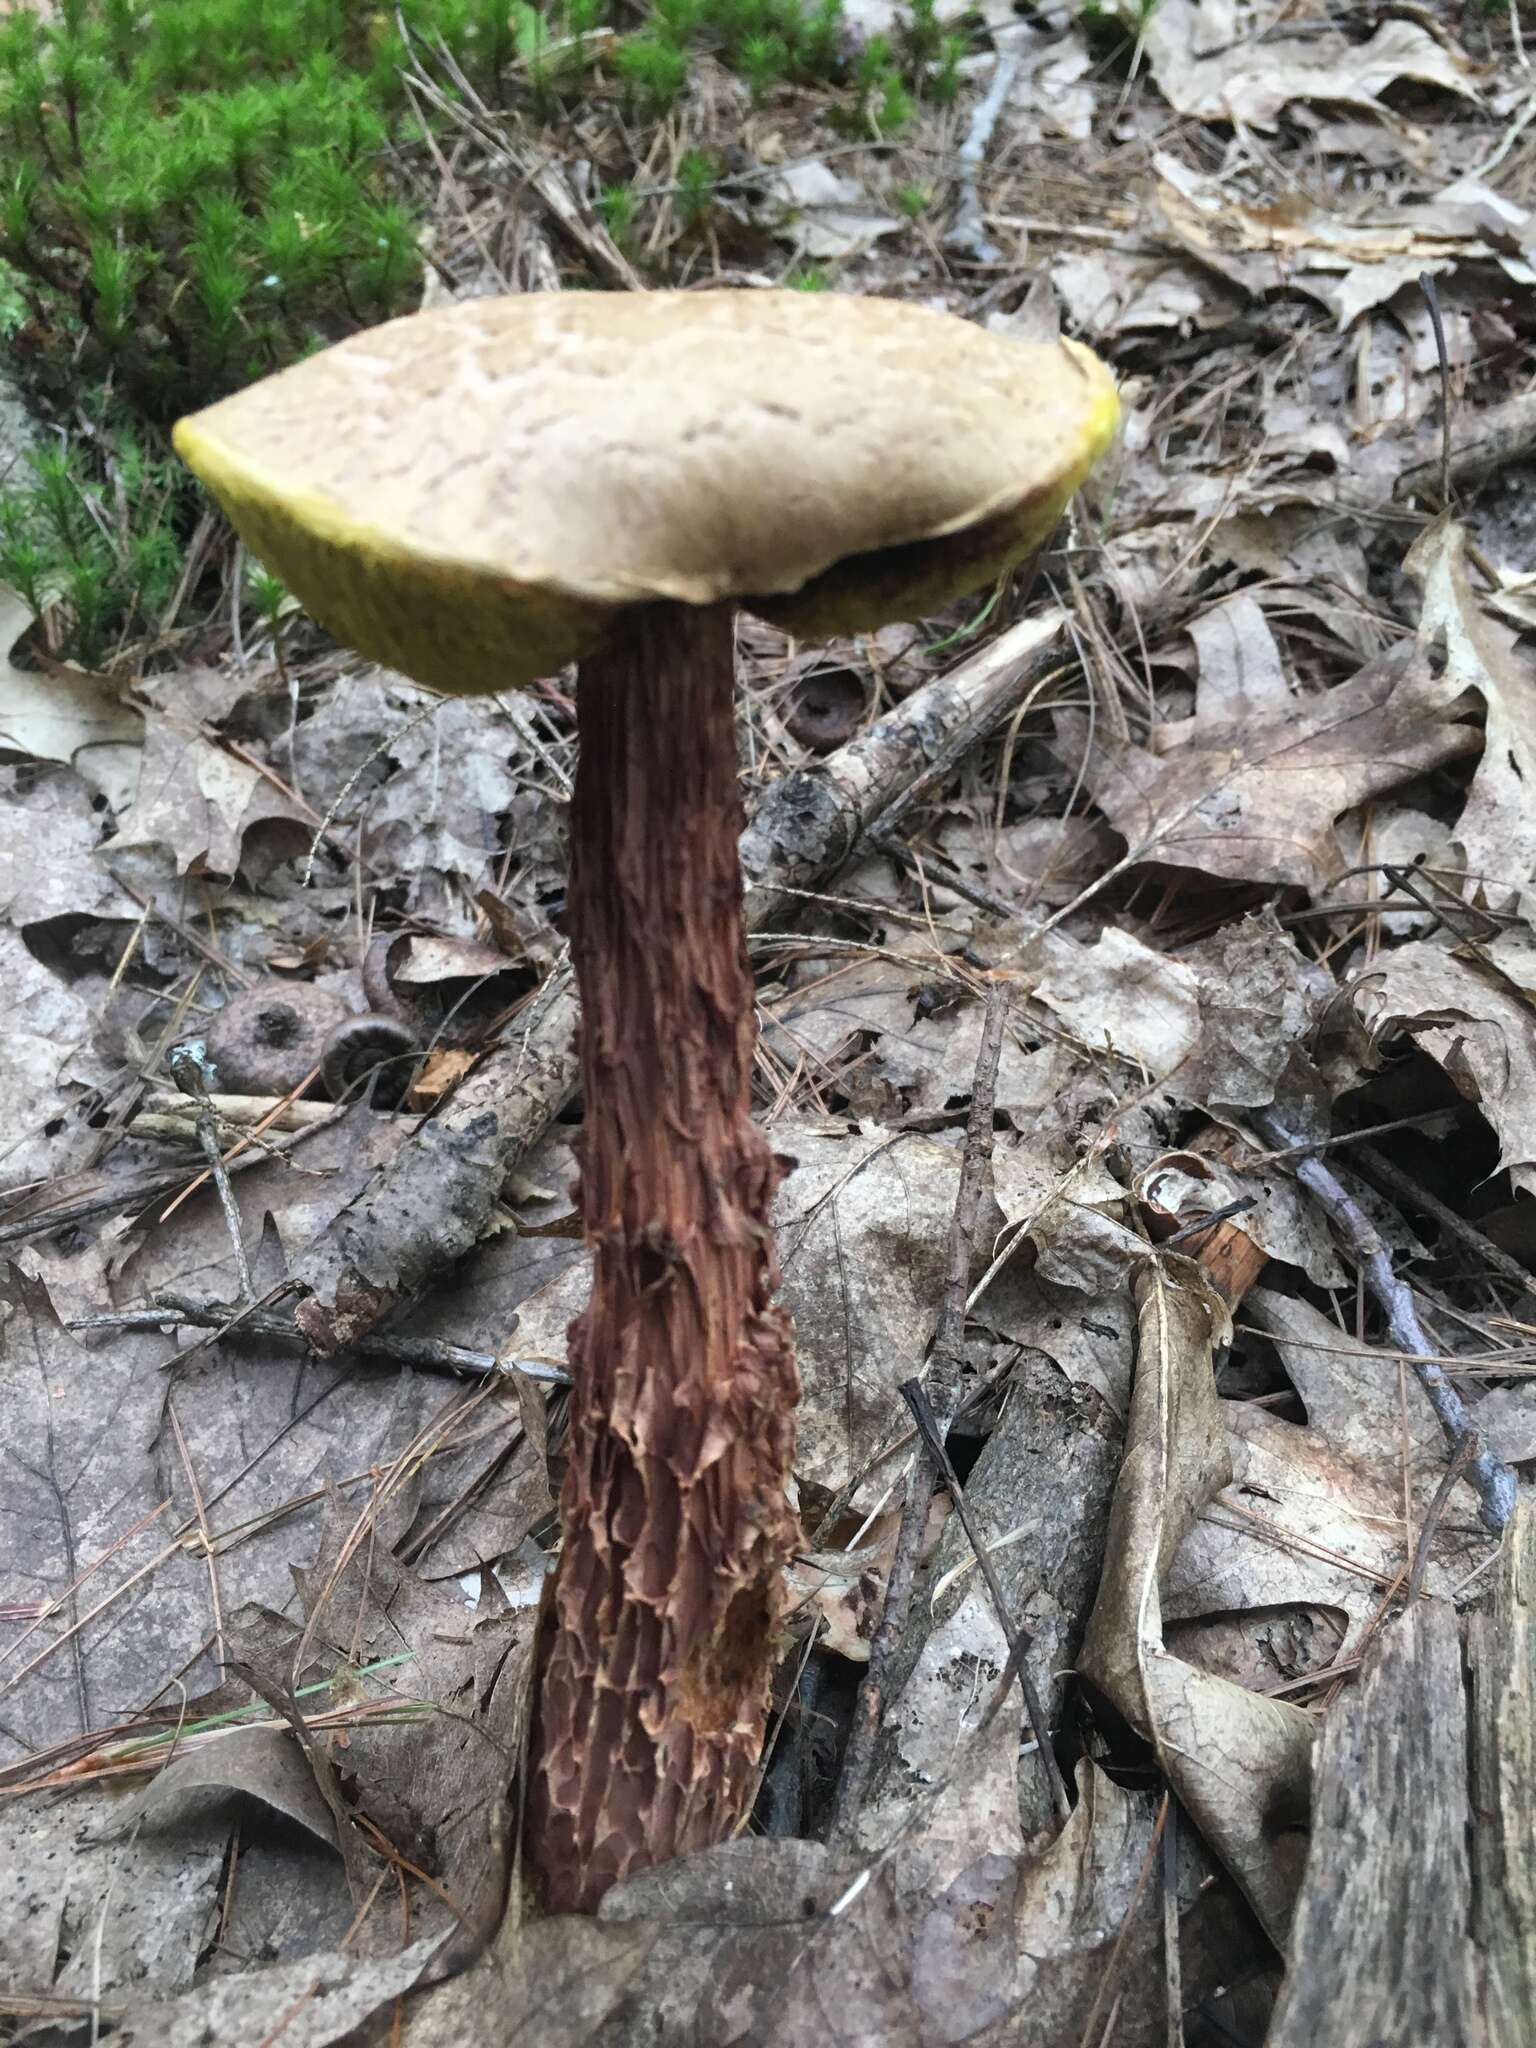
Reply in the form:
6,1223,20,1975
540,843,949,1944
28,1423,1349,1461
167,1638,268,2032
173,289,1119,1913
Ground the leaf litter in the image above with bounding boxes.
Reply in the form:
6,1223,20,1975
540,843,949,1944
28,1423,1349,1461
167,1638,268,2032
2,3,1536,2041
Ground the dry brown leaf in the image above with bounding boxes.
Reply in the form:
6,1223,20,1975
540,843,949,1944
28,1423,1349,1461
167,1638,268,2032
1080,1259,1315,1945
1354,938,1536,1196
0,762,140,927
0,1785,227,2011
398,1766,1239,2048
756,159,902,260
105,680,309,879
110,1934,440,2048
1408,517,1536,911
0,584,143,766
1033,927,1200,1080
0,925,97,1192
1139,3,1476,131
1056,641,1475,891
1189,592,1294,724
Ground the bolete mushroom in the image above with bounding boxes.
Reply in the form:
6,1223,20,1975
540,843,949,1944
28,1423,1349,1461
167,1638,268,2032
173,289,1119,1913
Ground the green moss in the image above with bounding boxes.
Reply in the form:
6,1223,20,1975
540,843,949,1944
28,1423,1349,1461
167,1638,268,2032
0,425,182,666
0,0,976,664
675,148,717,224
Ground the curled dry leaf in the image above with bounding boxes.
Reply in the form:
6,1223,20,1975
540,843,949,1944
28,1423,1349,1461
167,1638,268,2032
1408,517,1536,913
0,583,143,766
1354,938,1536,1196
1137,3,1476,131
1055,640,1475,892
1079,1258,1315,1945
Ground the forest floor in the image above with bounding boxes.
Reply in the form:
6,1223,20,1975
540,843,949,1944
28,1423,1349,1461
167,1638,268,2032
1,3,1535,2044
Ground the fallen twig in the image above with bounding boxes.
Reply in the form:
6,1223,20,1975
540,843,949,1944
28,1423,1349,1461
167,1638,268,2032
66,1294,570,1385
900,1374,1069,1823
1402,1432,1477,1610
1253,1108,1516,1532
1349,1143,1536,1304
945,51,1022,265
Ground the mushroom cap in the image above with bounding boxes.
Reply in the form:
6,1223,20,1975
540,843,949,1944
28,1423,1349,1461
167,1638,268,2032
175,290,1119,694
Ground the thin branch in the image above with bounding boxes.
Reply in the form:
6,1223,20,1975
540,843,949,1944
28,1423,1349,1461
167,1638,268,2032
66,1296,570,1386
900,1375,1069,1824
1253,1108,1515,1531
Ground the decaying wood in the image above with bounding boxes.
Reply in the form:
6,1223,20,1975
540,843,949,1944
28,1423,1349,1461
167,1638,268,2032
526,604,800,1913
1268,1504,1536,2048
1470,1503,1536,2031
287,609,1071,1355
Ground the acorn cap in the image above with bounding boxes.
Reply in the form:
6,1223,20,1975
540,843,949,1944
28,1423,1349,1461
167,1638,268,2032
174,290,1119,695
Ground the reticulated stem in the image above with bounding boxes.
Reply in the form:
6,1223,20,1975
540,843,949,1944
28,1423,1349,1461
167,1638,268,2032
527,601,799,1912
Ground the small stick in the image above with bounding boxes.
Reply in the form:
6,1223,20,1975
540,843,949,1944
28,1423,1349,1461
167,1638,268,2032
65,1295,570,1386
830,987,1011,1839
945,51,1022,264
1418,271,1454,516
169,1042,254,1303
900,1375,1069,1823
1403,1431,1477,1610
1253,1108,1515,1532
1350,1143,1536,1302
1159,1195,1256,1249
1162,1794,1182,2048
1248,1110,1453,1166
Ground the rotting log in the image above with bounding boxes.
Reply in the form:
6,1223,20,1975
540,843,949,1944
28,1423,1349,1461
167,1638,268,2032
1266,1504,1536,2048
287,609,1071,1356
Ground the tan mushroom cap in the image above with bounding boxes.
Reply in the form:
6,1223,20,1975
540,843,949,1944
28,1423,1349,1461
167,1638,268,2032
174,290,1119,695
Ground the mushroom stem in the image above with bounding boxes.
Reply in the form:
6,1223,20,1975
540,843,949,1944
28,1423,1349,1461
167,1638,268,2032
528,600,799,1913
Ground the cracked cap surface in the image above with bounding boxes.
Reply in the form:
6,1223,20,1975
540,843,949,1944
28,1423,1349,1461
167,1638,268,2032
175,289,1120,694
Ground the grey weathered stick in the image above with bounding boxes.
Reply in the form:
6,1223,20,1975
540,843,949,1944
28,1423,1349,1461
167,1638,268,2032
830,984,1012,1840
900,1373,1069,1823
65,1295,569,1385
288,610,1070,1353
1253,1108,1515,1532
1350,1142,1536,1303
945,51,1022,264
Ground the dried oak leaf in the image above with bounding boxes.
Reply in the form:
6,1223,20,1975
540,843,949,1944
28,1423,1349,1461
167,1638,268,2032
1054,640,1475,892
1354,937,1536,1196
104,674,309,880
1408,517,1536,912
